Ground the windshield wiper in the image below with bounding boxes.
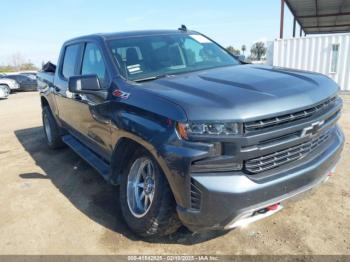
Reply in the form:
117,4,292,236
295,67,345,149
133,74,172,83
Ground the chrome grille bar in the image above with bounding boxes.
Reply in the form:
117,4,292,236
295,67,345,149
245,97,337,132
245,132,330,174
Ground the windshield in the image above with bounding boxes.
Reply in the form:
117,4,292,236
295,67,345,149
108,33,240,81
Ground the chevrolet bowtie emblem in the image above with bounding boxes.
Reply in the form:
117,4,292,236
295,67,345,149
301,120,325,138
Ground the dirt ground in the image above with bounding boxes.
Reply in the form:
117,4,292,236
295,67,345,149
0,92,349,255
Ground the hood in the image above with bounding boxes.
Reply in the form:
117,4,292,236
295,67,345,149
140,65,339,121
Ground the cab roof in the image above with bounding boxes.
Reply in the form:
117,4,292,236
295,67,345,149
66,29,199,43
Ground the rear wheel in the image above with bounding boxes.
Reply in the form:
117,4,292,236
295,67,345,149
42,106,65,149
119,148,181,237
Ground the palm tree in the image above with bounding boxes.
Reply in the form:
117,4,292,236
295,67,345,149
241,45,246,55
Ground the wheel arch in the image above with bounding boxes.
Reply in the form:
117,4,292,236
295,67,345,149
0,83,9,88
41,95,65,135
109,135,180,203
41,96,50,108
0,83,10,90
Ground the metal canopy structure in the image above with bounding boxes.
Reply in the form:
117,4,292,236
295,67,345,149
280,0,350,38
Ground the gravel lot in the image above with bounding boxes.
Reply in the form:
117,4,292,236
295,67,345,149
0,92,349,255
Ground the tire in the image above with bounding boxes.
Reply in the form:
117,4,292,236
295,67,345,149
42,106,65,149
119,148,181,238
4,85,10,96
0,85,10,98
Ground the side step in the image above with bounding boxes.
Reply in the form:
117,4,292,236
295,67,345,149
62,135,110,180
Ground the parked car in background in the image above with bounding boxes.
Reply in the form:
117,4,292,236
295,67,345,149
21,72,37,80
0,77,20,92
3,74,37,91
0,84,10,99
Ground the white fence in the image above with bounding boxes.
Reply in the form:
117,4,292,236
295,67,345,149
273,33,350,91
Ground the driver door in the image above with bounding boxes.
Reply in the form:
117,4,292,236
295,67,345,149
67,42,112,160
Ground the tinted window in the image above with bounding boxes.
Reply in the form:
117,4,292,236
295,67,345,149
5,75,22,81
62,44,80,79
17,75,30,81
81,43,107,87
23,74,36,80
5,75,16,80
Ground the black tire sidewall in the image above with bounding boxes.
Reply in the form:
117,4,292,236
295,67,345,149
42,106,63,149
119,148,172,236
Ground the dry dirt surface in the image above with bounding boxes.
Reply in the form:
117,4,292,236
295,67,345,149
0,92,349,255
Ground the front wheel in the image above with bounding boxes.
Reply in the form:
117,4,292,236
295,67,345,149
119,148,181,237
0,85,10,98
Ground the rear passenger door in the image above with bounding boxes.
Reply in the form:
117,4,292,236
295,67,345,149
22,75,37,91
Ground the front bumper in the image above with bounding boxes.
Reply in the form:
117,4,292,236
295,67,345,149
176,126,344,232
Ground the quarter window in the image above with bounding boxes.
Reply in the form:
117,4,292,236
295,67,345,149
62,44,80,79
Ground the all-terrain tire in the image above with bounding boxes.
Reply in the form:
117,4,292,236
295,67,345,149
119,147,181,238
42,106,65,149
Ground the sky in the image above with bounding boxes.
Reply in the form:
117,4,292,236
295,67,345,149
0,0,296,67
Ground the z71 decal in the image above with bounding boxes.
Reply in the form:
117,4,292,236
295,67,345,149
112,90,130,99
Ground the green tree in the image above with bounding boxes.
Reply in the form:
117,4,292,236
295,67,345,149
250,42,266,61
226,46,241,56
19,62,38,71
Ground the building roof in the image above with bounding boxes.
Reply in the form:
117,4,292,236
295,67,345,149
286,0,350,34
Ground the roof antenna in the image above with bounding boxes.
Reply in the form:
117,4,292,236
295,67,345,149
178,24,187,31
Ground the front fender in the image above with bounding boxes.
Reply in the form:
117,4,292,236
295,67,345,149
108,98,189,206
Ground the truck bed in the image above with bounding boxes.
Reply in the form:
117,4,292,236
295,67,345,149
37,71,55,91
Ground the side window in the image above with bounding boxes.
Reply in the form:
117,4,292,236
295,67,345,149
183,38,204,65
82,43,107,88
62,44,80,79
18,75,28,81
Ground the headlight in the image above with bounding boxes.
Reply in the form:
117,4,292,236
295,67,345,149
176,122,241,139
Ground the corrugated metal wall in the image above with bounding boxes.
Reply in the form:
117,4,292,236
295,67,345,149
273,34,350,91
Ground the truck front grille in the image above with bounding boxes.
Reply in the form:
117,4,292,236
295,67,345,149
245,132,330,174
245,97,337,132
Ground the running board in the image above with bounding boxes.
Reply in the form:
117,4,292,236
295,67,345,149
62,135,110,180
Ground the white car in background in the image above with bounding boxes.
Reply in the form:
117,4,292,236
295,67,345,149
0,84,10,99
0,76,20,91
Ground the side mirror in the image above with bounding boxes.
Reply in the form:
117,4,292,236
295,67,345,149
68,75,108,100
68,74,101,93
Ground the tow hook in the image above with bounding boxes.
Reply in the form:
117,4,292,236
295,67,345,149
225,203,283,229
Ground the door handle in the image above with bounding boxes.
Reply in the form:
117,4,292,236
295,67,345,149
54,86,61,92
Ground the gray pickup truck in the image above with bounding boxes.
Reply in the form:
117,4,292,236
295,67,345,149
37,27,344,238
